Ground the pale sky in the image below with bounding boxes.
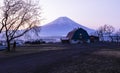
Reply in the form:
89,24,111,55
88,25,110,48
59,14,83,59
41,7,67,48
0,0,120,30
40,0,120,30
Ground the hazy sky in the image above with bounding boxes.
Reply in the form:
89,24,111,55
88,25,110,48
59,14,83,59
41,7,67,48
40,0,120,30
0,0,119,30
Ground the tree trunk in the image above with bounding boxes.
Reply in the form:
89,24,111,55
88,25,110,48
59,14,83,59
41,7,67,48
6,40,11,52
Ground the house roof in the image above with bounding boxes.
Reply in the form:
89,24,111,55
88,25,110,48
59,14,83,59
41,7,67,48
66,28,77,39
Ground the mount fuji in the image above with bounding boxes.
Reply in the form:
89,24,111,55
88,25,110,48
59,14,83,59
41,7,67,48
40,17,95,37
0,17,95,41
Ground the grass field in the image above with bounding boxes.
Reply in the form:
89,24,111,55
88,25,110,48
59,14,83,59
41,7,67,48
0,43,120,73
50,43,120,73
0,44,65,58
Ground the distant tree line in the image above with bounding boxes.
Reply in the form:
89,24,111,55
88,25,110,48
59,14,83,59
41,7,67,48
93,24,120,44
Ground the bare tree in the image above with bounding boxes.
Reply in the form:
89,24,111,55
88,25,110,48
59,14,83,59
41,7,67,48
0,0,41,51
104,25,115,42
114,29,120,44
96,25,105,41
96,24,115,42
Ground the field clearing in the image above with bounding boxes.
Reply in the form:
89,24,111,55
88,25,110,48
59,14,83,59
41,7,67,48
0,43,120,73
0,44,66,58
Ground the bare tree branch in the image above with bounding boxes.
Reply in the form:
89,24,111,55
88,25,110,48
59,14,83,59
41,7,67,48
0,0,42,51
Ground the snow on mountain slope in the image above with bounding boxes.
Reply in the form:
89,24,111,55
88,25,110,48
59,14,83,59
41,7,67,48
40,17,95,36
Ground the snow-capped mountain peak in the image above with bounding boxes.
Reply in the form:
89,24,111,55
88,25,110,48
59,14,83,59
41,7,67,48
40,17,95,36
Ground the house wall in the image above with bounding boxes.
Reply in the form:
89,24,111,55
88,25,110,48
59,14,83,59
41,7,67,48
71,28,90,42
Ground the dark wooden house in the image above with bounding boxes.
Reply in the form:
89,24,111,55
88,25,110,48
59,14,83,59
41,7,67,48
65,28,90,44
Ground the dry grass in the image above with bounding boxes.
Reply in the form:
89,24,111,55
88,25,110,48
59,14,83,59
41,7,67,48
0,43,120,73
0,44,65,58
49,43,120,73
